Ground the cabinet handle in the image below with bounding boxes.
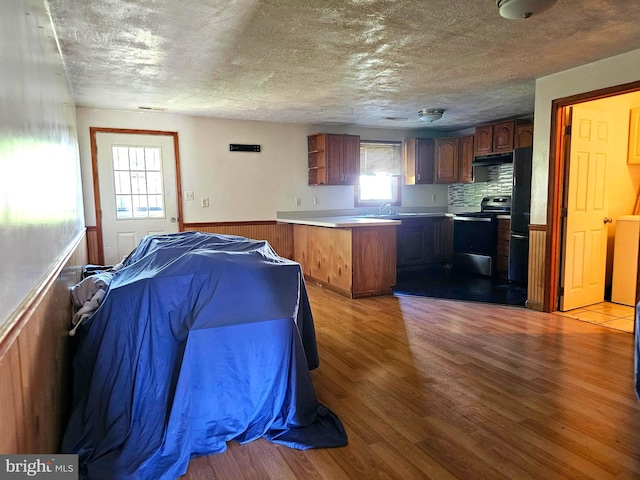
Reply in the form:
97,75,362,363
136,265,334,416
417,173,421,181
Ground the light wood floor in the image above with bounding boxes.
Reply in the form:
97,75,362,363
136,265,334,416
557,302,635,333
182,285,640,480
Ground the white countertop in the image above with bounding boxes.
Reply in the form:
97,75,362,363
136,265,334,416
277,216,401,228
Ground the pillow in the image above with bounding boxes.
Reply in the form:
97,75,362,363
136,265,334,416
71,272,114,307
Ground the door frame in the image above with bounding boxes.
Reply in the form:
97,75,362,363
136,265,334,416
544,80,640,312
90,127,183,265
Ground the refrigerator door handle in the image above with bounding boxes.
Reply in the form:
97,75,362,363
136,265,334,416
510,233,528,239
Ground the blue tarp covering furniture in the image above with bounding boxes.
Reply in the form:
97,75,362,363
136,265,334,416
62,232,347,480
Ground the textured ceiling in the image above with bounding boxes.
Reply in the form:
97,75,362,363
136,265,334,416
46,0,640,130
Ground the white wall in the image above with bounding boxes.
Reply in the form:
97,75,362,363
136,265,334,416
0,0,84,330
531,48,640,225
76,109,450,225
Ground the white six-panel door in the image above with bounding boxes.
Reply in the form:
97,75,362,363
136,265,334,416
560,106,613,311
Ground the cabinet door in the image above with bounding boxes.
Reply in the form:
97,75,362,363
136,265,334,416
416,138,434,184
515,124,534,149
403,138,434,185
425,217,453,263
434,138,459,184
326,134,344,185
458,135,474,184
493,121,515,153
342,134,360,184
497,218,510,276
474,125,493,155
397,226,426,266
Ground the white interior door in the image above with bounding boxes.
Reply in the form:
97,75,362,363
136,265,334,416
560,106,613,311
97,133,179,265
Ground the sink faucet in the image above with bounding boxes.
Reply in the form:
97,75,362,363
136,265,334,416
378,203,393,215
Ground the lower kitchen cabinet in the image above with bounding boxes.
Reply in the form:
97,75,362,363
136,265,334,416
293,224,397,298
397,216,453,270
497,217,510,278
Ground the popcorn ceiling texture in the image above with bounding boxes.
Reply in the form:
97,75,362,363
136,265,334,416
47,1,640,130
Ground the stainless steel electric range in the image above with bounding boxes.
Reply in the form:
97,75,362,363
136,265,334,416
452,195,511,277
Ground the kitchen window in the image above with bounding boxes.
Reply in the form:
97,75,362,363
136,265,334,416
355,140,402,207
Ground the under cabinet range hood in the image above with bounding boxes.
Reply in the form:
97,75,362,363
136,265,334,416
471,151,514,167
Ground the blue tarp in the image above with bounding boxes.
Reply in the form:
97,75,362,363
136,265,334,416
62,232,347,479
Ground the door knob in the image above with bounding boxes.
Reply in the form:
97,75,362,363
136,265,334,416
603,217,612,224
170,217,178,223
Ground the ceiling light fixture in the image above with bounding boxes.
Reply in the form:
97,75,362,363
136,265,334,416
496,0,557,19
418,108,444,122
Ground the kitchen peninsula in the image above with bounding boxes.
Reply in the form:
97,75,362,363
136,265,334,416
278,216,400,298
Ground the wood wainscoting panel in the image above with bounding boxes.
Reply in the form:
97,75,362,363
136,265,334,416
0,346,24,453
0,231,87,454
183,222,293,260
86,226,100,265
527,225,547,311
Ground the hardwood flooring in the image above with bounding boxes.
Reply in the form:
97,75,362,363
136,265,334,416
182,285,640,480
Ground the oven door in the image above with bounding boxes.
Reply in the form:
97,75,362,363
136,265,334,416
452,215,497,256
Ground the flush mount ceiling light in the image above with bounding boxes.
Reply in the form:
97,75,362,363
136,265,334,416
496,0,557,19
418,108,444,122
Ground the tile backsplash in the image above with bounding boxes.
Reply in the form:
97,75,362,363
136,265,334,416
448,164,513,209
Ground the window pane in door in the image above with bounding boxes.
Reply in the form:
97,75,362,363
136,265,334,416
115,195,132,219
112,145,165,220
132,195,148,218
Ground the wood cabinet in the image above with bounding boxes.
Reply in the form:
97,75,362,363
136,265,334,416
497,217,511,278
308,133,360,185
474,120,515,156
433,135,474,184
397,223,427,267
404,138,434,185
434,138,459,184
293,224,397,298
515,123,534,149
458,135,474,184
397,216,453,270
474,125,493,156
493,121,515,153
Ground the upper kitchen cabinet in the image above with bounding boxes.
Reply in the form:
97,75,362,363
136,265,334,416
404,138,434,185
515,123,534,149
307,134,327,185
474,120,515,156
434,138,459,184
433,135,474,184
307,133,360,185
474,125,493,156
458,135,474,183
493,121,515,153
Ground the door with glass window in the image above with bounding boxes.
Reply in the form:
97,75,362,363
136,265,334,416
96,133,179,265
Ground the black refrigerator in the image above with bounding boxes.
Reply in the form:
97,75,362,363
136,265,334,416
508,147,533,285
